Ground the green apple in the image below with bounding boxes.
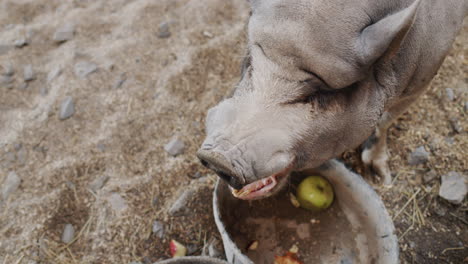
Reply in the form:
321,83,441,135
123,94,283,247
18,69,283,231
296,176,334,211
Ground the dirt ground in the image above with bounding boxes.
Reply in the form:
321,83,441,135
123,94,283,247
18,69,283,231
0,1,466,263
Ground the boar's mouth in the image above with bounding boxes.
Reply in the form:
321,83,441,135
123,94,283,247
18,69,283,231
231,160,295,200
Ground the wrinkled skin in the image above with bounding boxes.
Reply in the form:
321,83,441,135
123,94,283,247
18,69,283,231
197,0,467,199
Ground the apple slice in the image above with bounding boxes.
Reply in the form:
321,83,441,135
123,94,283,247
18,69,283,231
169,239,187,257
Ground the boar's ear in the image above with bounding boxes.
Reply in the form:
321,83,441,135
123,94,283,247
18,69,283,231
359,0,421,65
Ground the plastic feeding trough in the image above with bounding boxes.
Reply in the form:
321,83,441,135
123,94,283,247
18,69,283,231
213,159,399,264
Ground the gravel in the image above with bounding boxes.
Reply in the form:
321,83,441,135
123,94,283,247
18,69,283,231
59,96,75,120
0,75,13,86
439,171,467,204
423,170,437,184
89,176,109,192
53,24,75,42
157,22,171,38
47,66,62,82
61,224,75,243
2,62,14,76
14,37,28,47
23,65,35,81
164,138,185,156
408,146,429,165
445,88,455,101
152,221,165,238
169,189,195,216
74,61,97,79
108,193,128,213
0,44,13,55
2,172,21,200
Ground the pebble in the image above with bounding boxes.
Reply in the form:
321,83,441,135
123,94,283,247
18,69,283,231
61,224,75,243
18,82,28,90
47,66,62,82
0,44,13,55
464,102,468,112
164,138,185,156
423,170,437,184
1,62,14,76
14,37,28,47
53,24,75,42
59,96,75,120
108,193,128,212
0,75,13,87
449,117,462,133
16,148,27,164
157,22,171,38
96,143,106,152
203,31,214,38
439,171,467,204
112,73,126,89
23,65,35,81
445,88,455,101
89,176,109,192
39,86,48,96
408,146,429,165
169,189,195,216
74,61,97,79
152,221,164,238
1,172,21,200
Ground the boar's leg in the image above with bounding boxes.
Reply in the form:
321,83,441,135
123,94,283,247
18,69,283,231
361,92,426,186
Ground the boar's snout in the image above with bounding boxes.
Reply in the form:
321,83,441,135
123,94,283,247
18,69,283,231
196,149,244,190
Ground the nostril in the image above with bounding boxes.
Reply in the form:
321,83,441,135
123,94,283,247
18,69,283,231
199,158,209,168
217,171,243,190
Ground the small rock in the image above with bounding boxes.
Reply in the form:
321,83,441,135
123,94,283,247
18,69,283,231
112,73,126,89
53,24,75,42
59,96,75,120
14,37,28,47
0,75,13,87
164,138,185,156
14,143,22,150
157,22,171,38
47,66,62,82
61,224,75,243
1,172,21,200
0,44,13,55
464,102,468,112
89,176,109,192
96,143,106,152
408,146,429,165
152,221,164,238
449,117,462,133
16,148,27,164
202,31,213,38
433,205,447,216
423,170,437,184
65,181,76,189
18,82,28,90
186,244,199,255
142,257,152,264
445,88,455,101
1,62,14,76
409,241,416,249
23,65,35,81
39,86,48,96
169,189,195,216
108,193,128,212
439,172,467,204
74,61,97,79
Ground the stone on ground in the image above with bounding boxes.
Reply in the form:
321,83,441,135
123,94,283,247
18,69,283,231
59,96,75,120
439,172,467,204
74,61,97,79
53,24,75,42
164,138,185,156
408,146,429,165
108,193,128,213
61,224,75,243
23,65,35,81
1,172,21,200
169,189,195,216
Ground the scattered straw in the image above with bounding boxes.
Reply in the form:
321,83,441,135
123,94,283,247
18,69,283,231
13,255,24,264
442,247,466,254
393,188,421,221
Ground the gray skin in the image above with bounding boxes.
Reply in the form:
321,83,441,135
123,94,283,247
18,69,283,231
197,0,467,193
